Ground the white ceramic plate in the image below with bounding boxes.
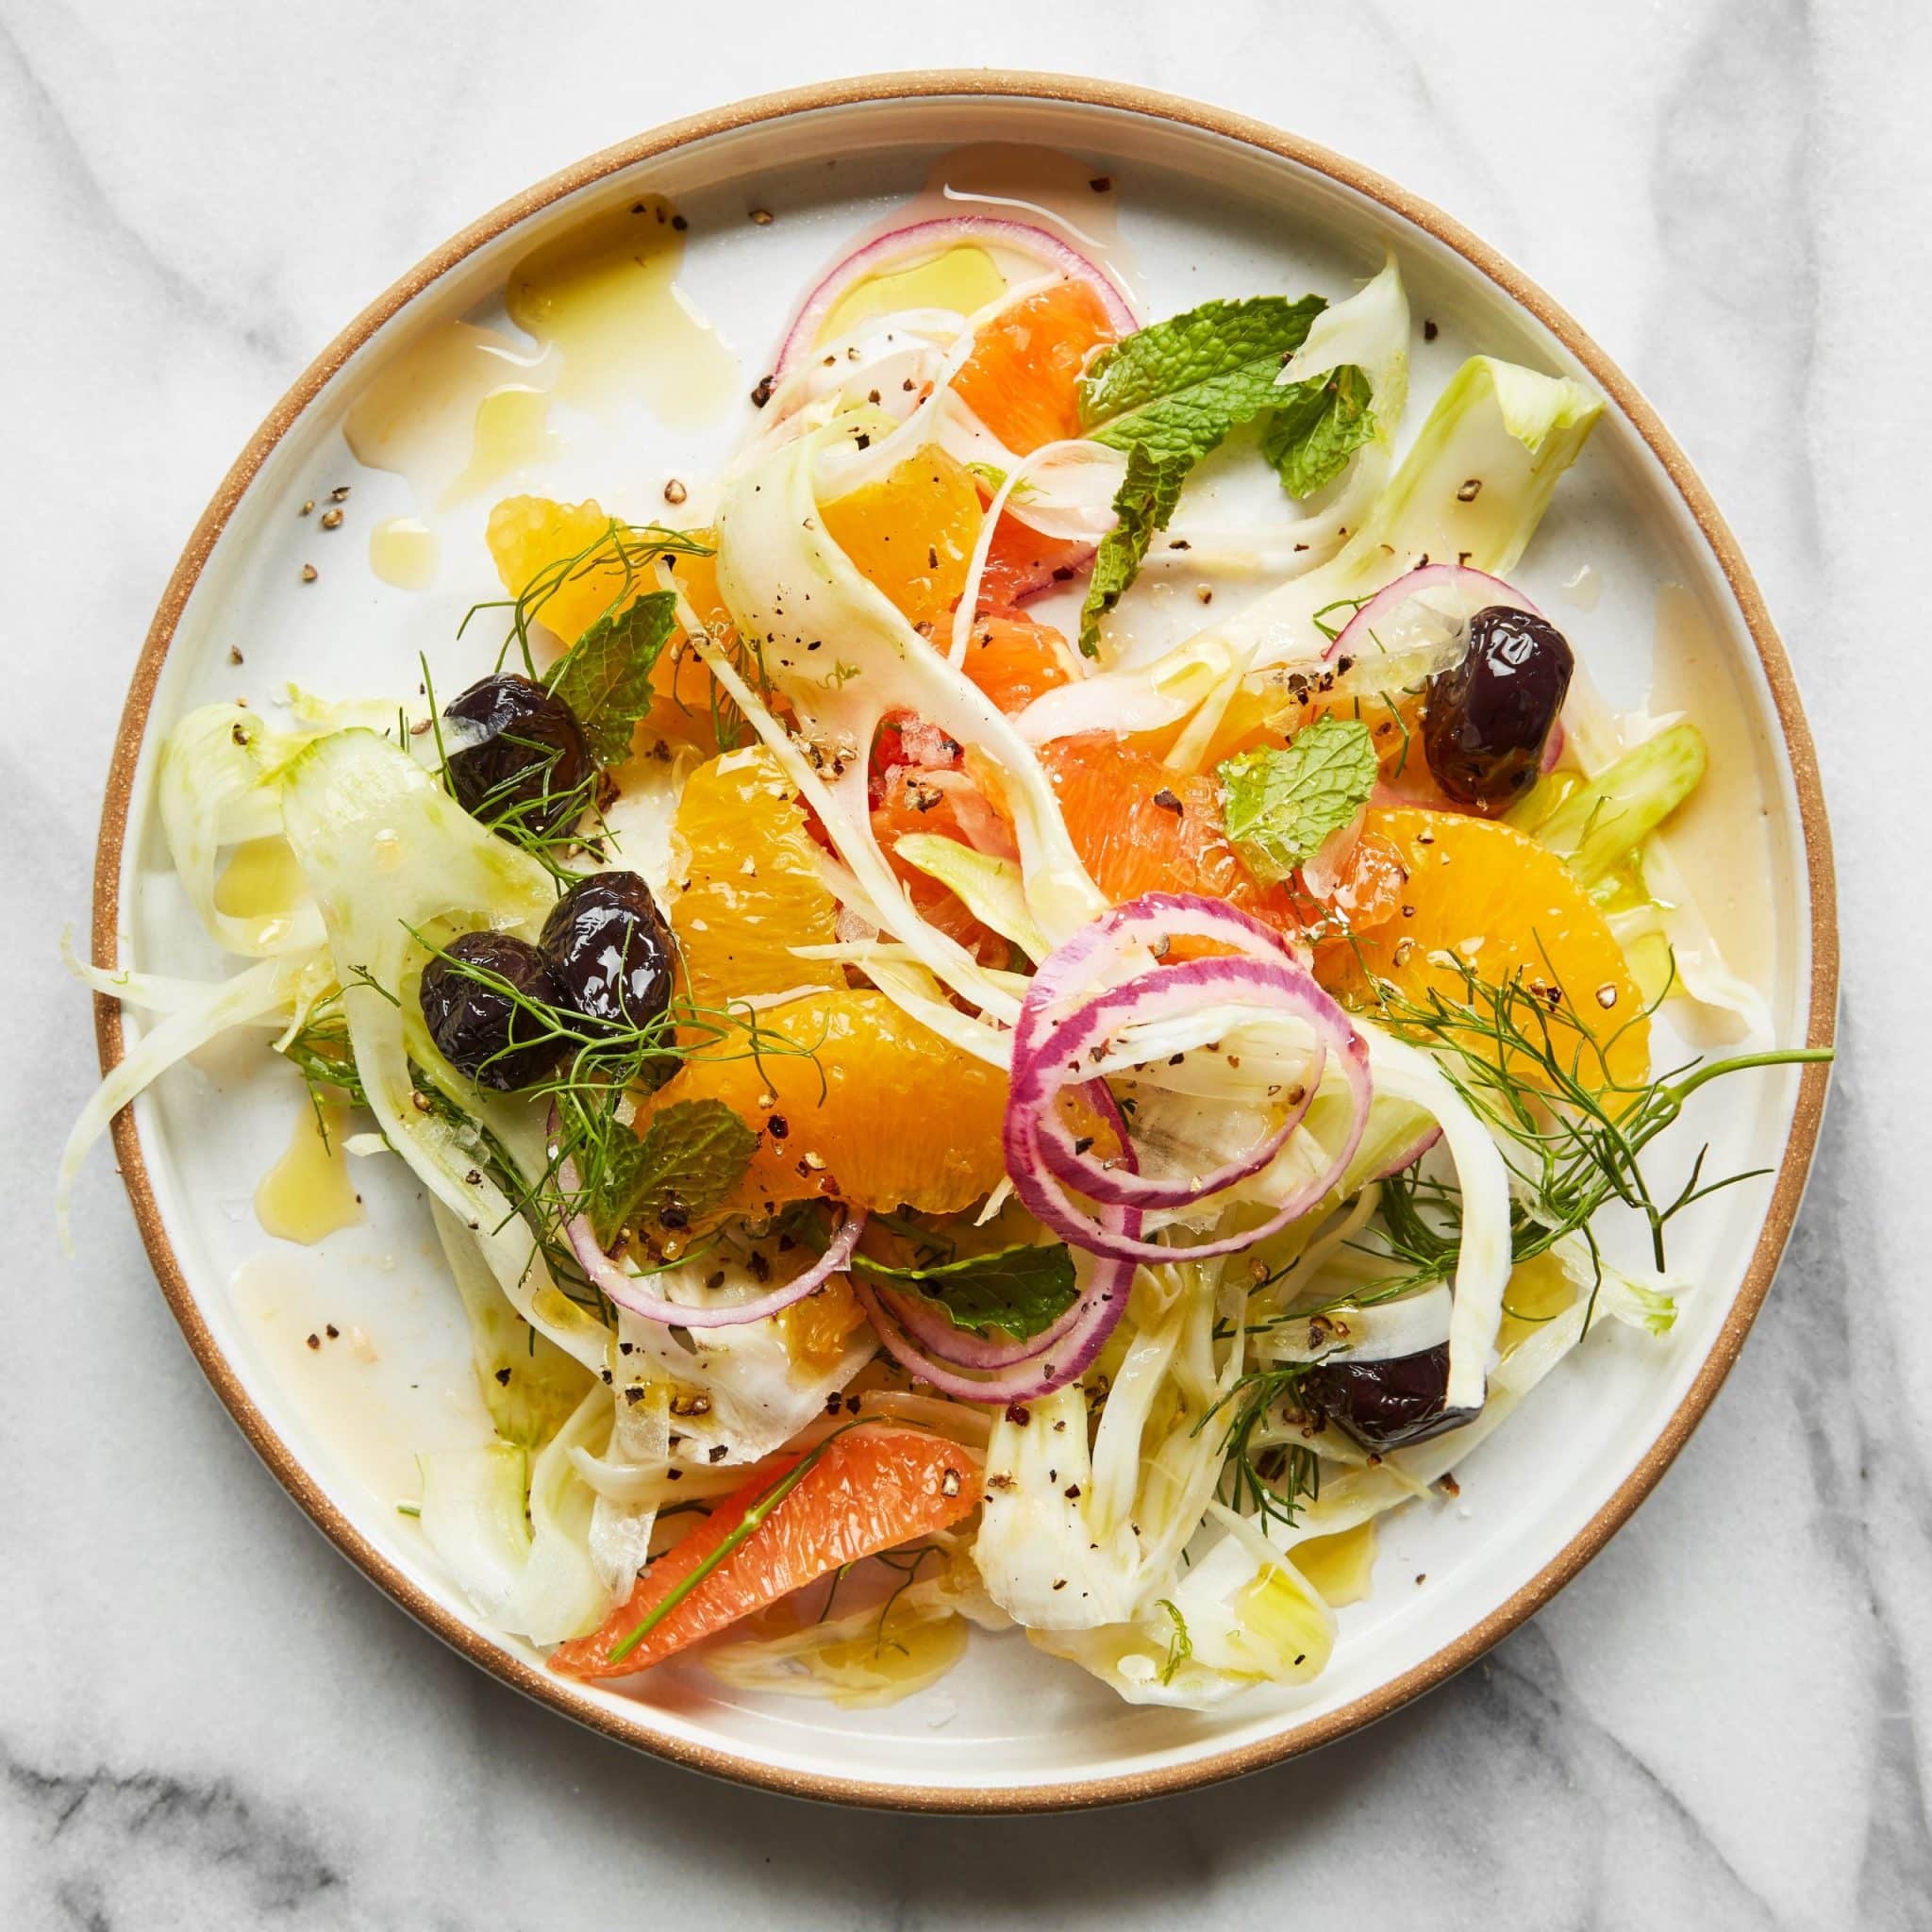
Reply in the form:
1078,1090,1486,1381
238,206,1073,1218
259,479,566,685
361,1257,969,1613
92,74,1836,1809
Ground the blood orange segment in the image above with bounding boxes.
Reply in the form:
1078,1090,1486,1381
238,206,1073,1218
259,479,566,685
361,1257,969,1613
551,1425,982,1678
871,766,1013,964
1332,807,1650,1091
978,514,1093,605
953,280,1117,454
959,609,1078,715
670,747,842,1005
631,990,1009,1220
818,446,983,632
1040,733,1293,925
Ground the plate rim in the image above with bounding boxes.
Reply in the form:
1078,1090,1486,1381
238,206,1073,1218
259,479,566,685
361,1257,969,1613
89,67,1839,1812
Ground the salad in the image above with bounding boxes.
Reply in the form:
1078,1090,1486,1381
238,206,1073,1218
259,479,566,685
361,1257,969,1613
67,190,1825,1712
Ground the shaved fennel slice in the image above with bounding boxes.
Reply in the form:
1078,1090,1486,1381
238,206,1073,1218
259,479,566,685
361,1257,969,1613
58,949,318,1244
1560,671,1770,1035
62,928,303,1018
974,1260,1240,1632
1360,1024,1510,1412
608,1290,875,1468
278,728,608,1375
1017,355,1601,758
430,1203,594,1453
419,1385,615,1644
713,424,1105,965
950,436,1124,664
157,704,327,958
891,834,1049,961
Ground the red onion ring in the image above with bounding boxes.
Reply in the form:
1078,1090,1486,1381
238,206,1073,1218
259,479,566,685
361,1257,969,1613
870,1275,1086,1370
1019,891,1307,1038
1326,562,1541,665
1001,899,1373,1265
552,1123,864,1328
774,216,1137,379
1024,957,1327,1208
851,1240,1139,1405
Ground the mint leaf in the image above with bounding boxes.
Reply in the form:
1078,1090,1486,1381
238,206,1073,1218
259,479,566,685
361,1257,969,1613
1080,296,1326,464
1263,363,1376,499
1080,443,1186,657
854,1241,1078,1341
1219,717,1379,881
1074,296,1326,655
545,589,677,766
590,1097,756,1244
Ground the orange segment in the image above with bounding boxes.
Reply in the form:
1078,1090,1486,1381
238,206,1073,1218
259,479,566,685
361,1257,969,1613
486,494,627,645
778,1276,868,1372
959,609,1077,716
485,493,725,751
819,446,983,632
633,990,1009,1220
953,280,1117,454
1040,734,1292,926
552,1425,982,1678
670,747,841,1005
1332,807,1650,1091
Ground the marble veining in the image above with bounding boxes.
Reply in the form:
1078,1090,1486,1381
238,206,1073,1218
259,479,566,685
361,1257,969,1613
5,1,1929,1925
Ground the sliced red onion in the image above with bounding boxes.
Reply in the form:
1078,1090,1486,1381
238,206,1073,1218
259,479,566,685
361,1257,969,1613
1019,890,1306,1040
871,1276,1084,1370
1023,957,1329,1208
1002,898,1372,1266
850,1245,1138,1405
1326,562,1541,666
1541,717,1567,775
774,217,1136,379
553,1129,863,1328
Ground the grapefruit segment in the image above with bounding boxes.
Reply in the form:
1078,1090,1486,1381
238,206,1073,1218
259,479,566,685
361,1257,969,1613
953,280,1116,454
552,1425,982,1678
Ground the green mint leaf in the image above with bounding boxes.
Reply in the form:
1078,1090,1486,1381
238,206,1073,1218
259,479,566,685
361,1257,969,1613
545,589,677,766
1263,363,1376,500
853,1241,1078,1341
1074,296,1326,654
1079,442,1186,657
1219,717,1379,882
1079,295,1326,466
591,1096,756,1244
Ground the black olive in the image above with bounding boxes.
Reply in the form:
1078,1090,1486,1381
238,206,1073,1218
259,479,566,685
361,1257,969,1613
418,931,564,1091
441,674,591,835
540,872,675,1030
1301,1343,1478,1451
1422,606,1574,808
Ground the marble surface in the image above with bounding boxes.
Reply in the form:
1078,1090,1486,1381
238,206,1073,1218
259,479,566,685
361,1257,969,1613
4,0,1928,1924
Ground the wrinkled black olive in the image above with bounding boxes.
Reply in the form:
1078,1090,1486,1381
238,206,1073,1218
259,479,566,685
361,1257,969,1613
418,931,564,1091
1302,1343,1477,1451
441,674,591,835
1423,607,1574,808
540,872,675,1030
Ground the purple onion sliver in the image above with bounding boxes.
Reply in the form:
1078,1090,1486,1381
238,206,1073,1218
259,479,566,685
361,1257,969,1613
773,215,1137,379
1017,955,1342,1209
1326,561,1542,665
553,1127,864,1328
